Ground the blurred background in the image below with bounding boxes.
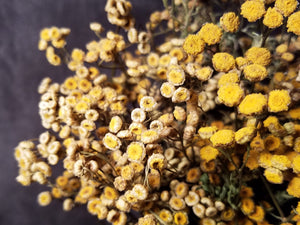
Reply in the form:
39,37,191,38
0,1,162,224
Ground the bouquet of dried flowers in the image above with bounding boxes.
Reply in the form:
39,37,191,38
14,0,300,224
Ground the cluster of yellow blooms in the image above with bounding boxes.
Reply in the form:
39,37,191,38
15,0,300,225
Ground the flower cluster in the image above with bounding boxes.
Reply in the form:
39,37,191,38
15,0,300,225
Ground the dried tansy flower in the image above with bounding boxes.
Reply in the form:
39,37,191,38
238,93,267,115
183,34,205,56
15,1,300,225
241,0,266,22
275,0,298,17
210,129,235,147
287,11,300,35
243,64,268,82
245,47,271,66
220,12,240,32
212,52,235,72
263,7,283,28
217,83,244,107
198,23,223,45
268,89,291,112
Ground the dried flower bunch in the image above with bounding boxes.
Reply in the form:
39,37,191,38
15,0,300,224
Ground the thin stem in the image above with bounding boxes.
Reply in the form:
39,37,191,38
234,107,238,131
259,172,285,219
98,64,123,70
239,145,250,173
152,28,173,37
218,148,239,170
181,0,196,37
261,28,271,47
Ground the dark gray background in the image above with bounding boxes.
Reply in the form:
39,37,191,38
0,1,162,224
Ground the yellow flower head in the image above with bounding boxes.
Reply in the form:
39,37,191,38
141,129,159,144
263,116,279,128
71,48,85,62
121,165,134,181
200,145,219,161
126,142,146,162
195,66,213,81
264,135,281,151
287,11,300,35
198,23,223,45
40,28,51,41
170,47,185,61
147,153,166,171
271,155,291,170
159,209,173,223
160,82,175,98
198,126,218,139
49,26,61,40
173,106,186,122
169,196,186,210
241,1,266,22
46,53,61,66
238,93,267,115
159,54,171,67
210,129,235,147
275,0,298,17
76,66,89,78
87,198,102,215
64,77,78,90
78,186,95,200
281,52,294,62
245,47,271,66
240,185,254,198
167,68,185,86
212,52,235,72
174,182,189,198
248,206,265,222
140,96,157,112
37,191,52,206
103,133,122,151
172,87,191,103
129,122,146,137
259,151,273,168
147,52,159,68
268,89,291,112
78,79,92,93
217,83,244,107
287,177,300,198
220,12,240,32
241,198,255,215
218,72,240,87
263,7,283,28
221,208,236,221
183,34,205,56
173,211,188,225
81,119,96,131
132,184,148,200
186,168,201,183
75,101,90,114
235,126,256,144
109,116,123,133
104,186,119,200
243,64,268,82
